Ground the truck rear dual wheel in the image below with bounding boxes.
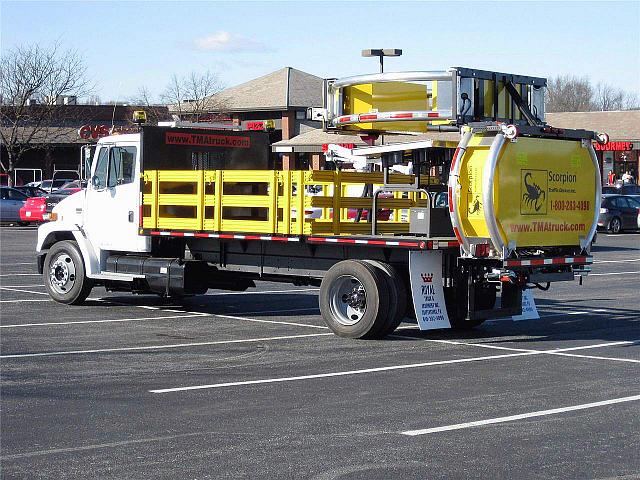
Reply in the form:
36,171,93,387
319,260,392,339
43,240,93,305
362,260,408,336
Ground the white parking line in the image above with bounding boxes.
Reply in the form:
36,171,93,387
593,258,640,264
401,394,640,436
150,351,539,393
0,299,51,304
0,332,334,358
540,308,609,318
392,335,640,364
223,307,319,316
0,306,319,329
0,286,48,295
0,314,206,329
0,273,40,277
149,340,637,394
214,313,328,330
589,271,640,276
0,284,45,288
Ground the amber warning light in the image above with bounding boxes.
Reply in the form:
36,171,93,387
133,110,148,125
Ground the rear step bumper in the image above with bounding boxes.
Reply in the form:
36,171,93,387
503,256,593,268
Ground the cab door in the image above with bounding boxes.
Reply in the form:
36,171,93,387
621,197,640,229
84,143,149,253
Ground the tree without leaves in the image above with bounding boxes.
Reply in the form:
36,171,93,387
545,75,595,112
0,43,92,185
546,75,640,112
161,70,226,121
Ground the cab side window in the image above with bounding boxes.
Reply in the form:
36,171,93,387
93,147,109,189
107,147,137,188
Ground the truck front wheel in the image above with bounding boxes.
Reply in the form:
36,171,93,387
43,240,93,305
319,260,390,339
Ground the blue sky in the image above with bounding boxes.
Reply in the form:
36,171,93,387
2,1,639,103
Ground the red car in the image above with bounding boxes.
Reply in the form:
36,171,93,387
19,186,83,223
20,196,48,222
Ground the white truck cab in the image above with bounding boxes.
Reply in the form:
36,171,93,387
37,134,150,302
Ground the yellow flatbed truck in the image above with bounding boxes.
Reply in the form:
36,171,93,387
36,67,606,338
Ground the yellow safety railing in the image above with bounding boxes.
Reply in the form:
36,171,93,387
141,170,430,236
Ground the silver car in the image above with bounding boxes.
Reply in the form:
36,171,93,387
598,194,640,233
0,187,29,224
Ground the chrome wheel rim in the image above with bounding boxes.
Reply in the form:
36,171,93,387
611,218,621,233
329,275,367,326
48,253,77,295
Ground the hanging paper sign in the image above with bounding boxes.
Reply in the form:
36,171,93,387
409,250,452,330
512,289,539,321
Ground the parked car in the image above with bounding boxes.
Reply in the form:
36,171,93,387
14,185,48,198
598,195,640,233
0,186,29,224
602,184,640,196
39,178,77,192
19,188,82,223
59,180,86,191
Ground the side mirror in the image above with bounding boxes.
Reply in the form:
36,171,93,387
91,175,101,189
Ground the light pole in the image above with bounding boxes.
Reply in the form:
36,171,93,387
361,49,402,146
361,48,402,74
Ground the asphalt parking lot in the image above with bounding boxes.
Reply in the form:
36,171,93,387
1,227,639,479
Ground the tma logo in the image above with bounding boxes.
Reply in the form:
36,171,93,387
520,169,547,215
421,273,434,283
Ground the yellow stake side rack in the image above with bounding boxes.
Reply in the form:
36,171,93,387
141,169,430,236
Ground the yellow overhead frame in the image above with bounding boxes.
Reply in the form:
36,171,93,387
342,81,432,133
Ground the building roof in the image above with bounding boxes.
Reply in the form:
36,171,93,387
0,104,169,127
0,127,88,145
546,111,640,141
177,67,323,114
272,127,461,152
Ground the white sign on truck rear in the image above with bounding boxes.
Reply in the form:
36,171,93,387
409,251,451,330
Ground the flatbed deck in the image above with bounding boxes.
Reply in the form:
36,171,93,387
144,229,460,250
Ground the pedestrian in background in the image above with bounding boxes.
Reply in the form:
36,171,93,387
607,170,615,185
621,171,633,184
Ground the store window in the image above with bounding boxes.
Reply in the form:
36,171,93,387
614,150,638,184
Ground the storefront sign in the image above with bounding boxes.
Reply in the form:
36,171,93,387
593,141,633,151
242,119,277,131
78,124,110,140
246,121,265,131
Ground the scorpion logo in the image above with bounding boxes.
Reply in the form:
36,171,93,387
469,195,482,214
522,172,546,212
